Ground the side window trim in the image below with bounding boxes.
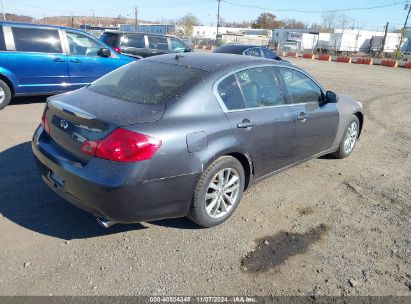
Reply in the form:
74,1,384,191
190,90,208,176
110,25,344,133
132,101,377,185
3,26,15,51
213,64,290,113
59,30,69,55
144,35,149,48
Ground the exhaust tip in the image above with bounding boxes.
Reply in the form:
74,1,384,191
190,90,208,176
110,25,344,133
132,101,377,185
96,217,116,228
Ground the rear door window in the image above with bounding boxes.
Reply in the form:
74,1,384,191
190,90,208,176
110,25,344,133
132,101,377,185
217,75,245,110
147,36,168,50
121,34,145,48
12,27,62,53
218,66,284,110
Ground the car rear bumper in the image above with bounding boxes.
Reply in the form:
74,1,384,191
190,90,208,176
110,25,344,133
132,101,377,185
32,126,198,223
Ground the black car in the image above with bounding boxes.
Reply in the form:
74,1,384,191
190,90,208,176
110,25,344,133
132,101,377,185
214,44,291,64
100,31,192,58
32,53,363,228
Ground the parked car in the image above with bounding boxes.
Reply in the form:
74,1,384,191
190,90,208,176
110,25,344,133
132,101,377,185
0,22,135,109
214,44,292,65
100,30,192,58
32,53,363,228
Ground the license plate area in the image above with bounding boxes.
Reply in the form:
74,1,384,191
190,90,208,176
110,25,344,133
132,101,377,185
49,170,65,188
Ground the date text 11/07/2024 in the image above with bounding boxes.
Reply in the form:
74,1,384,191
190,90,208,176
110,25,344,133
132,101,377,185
149,296,257,303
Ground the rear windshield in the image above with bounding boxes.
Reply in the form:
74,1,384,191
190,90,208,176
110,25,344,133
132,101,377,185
88,61,207,104
100,32,120,47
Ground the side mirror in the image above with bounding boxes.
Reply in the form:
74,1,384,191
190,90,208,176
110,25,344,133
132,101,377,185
326,91,339,103
98,48,111,58
184,47,192,52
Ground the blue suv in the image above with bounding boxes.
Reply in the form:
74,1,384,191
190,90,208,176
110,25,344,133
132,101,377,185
0,22,135,109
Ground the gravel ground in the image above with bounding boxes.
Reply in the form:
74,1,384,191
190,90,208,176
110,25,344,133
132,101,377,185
0,58,410,296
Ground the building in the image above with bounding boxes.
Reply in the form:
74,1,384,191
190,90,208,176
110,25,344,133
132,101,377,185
192,25,271,40
272,28,408,53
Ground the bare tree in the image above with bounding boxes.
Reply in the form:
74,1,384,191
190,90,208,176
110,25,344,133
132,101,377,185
283,19,306,29
322,10,337,32
336,13,351,30
179,13,200,36
116,15,127,25
252,13,284,29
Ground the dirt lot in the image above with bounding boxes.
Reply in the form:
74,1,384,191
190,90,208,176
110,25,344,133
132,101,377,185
0,58,410,297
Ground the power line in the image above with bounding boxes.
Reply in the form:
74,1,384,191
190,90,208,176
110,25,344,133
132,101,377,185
6,0,209,14
221,0,409,14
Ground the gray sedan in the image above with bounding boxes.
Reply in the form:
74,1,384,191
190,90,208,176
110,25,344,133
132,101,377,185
32,53,363,228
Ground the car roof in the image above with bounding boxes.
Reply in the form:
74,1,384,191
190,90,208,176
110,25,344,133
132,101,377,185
214,44,265,54
143,52,281,72
0,21,88,33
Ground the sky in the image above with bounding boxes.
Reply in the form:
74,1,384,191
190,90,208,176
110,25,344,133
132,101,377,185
2,0,410,31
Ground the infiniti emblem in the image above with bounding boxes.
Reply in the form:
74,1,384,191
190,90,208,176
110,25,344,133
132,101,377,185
60,119,69,130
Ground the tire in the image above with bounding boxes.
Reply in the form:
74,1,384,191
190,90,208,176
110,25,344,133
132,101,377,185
188,156,245,228
333,115,360,159
0,79,12,110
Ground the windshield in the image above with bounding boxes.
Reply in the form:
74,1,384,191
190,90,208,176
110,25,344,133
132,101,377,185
88,61,207,104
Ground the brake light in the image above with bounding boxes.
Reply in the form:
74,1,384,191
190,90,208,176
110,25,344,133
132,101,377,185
81,128,161,162
113,47,121,53
41,108,51,134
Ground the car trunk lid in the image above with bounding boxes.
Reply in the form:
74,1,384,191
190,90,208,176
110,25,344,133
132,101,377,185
44,88,165,161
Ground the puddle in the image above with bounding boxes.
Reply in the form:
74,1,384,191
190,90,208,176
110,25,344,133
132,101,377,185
297,207,314,216
242,224,329,273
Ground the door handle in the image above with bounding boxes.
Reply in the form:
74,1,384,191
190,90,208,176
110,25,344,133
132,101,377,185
70,59,81,63
53,58,65,62
237,119,255,129
297,112,308,121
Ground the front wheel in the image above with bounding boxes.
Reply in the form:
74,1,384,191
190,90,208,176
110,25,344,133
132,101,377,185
333,115,360,159
188,156,245,228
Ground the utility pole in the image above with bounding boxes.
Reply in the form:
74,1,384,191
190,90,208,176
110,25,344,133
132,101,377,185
216,0,221,43
1,0,5,21
381,22,389,54
134,7,138,31
71,12,74,28
91,10,95,26
398,3,411,52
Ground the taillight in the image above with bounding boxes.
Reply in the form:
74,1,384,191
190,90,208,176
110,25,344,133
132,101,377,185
41,108,51,134
81,128,161,162
113,47,121,53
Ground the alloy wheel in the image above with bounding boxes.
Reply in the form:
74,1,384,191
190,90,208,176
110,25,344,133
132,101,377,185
0,87,5,104
343,121,358,154
205,168,241,219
